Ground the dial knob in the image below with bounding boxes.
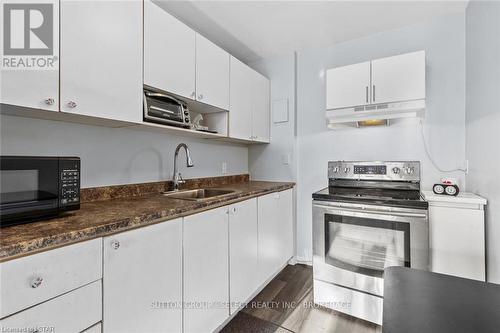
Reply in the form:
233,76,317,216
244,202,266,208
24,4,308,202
392,167,401,174
333,167,339,173
343,167,350,173
404,167,414,174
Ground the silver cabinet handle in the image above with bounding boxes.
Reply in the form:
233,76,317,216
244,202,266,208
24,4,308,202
372,85,375,102
111,241,120,250
30,276,43,288
365,87,368,103
67,101,77,108
44,98,55,105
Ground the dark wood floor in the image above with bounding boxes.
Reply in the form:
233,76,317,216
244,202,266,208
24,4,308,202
221,264,381,333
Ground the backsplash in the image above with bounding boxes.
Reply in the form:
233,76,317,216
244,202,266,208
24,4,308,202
80,174,250,202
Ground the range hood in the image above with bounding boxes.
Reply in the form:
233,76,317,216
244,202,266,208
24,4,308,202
326,99,425,128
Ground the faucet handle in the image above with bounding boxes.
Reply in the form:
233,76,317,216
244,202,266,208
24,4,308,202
178,173,186,184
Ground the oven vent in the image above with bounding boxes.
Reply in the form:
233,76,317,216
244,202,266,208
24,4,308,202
326,99,425,128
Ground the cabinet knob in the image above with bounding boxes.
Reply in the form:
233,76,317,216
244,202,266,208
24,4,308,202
30,276,43,288
190,91,196,98
198,94,203,100
111,241,120,250
67,101,77,108
232,207,236,214
225,208,230,215
44,98,55,105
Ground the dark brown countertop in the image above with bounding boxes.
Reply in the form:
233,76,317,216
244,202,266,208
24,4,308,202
0,180,294,262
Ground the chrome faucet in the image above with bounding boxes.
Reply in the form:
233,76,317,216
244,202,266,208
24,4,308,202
172,143,194,191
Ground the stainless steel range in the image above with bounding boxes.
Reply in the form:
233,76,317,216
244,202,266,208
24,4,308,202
312,161,429,325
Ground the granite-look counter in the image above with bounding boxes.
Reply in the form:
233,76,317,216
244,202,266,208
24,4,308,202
0,180,294,262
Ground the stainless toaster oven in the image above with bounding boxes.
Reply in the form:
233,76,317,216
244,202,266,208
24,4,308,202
143,87,191,128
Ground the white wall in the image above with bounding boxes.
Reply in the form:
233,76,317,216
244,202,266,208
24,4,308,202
465,0,500,283
248,53,296,182
295,13,467,262
0,114,248,188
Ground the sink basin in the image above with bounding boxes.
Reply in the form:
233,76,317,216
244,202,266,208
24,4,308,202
162,188,236,201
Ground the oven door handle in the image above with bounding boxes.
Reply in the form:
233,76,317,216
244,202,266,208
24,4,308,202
313,204,427,219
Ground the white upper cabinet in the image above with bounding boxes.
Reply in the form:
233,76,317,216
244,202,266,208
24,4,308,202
0,0,59,111
229,57,253,140
251,71,270,143
60,0,142,123
371,51,425,104
326,51,425,110
103,219,182,333
229,56,270,142
144,0,196,100
326,61,371,110
195,34,230,110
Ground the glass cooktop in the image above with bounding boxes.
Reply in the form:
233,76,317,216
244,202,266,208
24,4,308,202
312,186,428,209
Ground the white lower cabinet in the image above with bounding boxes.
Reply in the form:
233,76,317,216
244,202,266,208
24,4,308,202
0,190,293,333
423,191,487,281
258,189,294,285
229,198,259,314
103,219,183,333
0,238,102,318
0,280,102,333
184,207,229,333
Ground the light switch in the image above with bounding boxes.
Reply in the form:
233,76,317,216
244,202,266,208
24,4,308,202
282,153,291,165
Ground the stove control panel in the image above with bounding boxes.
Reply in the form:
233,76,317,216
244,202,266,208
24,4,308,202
328,161,420,181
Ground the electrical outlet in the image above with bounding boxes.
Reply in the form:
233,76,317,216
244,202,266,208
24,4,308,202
221,162,227,175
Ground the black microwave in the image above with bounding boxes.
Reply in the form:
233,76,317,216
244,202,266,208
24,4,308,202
0,156,81,227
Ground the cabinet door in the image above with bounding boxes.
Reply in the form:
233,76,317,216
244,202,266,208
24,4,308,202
196,33,230,110
184,208,229,333
0,0,59,111
229,57,253,140
371,51,425,104
326,61,371,109
257,192,281,284
103,219,182,333
60,0,142,123
278,189,294,264
229,198,258,314
0,281,101,333
251,72,270,143
429,205,485,281
144,0,196,99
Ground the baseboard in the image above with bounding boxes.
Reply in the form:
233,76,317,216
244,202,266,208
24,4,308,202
295,256,313,266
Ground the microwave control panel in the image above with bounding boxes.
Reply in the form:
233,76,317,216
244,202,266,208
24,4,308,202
59,159,80,206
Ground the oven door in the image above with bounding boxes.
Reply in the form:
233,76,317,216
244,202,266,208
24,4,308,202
0,156,60,226
313,200,428,296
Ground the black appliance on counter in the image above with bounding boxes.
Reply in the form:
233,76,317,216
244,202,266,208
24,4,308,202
0,156,80,227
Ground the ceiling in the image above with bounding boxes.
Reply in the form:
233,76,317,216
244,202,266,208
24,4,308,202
155,1,468,63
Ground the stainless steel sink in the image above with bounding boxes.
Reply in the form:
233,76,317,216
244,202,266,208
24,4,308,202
162,188,236,201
